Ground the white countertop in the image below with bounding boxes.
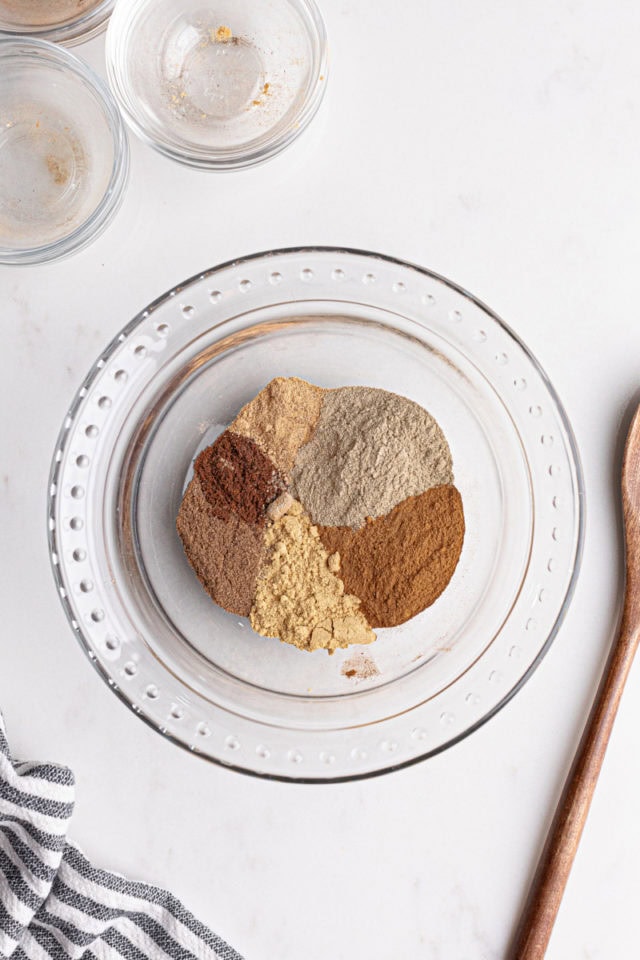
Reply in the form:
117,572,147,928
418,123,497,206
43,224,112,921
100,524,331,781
2,2,640,957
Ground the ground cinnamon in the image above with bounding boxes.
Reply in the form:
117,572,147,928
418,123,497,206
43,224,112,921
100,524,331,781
317,485,465,628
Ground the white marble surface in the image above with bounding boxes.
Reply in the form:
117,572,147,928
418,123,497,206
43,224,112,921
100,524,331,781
2,1,640,956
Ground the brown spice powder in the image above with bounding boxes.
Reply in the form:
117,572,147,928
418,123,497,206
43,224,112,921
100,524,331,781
46,154,69,186
341,650,381,681
194,430,285,526
317,485,465,628
177,475,264,617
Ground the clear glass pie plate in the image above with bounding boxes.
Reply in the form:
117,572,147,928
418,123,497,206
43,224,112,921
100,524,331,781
48,248,584,782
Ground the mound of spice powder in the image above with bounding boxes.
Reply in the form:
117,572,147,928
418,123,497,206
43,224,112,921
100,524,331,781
177,477,265,617
250,500,374,652
194,430,285,525
291,386,453,527
176,377,465,652
231,376,324,475
317,485,465,628
177,430,286,615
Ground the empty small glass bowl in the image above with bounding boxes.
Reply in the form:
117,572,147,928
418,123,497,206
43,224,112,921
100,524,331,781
0,39,128,265
0,0,114,46
106,0,328,169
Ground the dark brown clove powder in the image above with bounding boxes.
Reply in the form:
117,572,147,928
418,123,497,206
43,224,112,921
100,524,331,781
194,430,286,526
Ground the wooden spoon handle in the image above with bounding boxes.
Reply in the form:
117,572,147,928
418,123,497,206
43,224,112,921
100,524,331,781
511,606,639,960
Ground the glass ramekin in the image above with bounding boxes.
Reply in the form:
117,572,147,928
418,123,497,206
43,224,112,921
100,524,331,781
106,0,328,170
0,38,129,265
0,0,114,46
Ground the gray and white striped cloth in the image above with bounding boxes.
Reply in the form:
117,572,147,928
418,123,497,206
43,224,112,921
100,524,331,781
0,712,242,960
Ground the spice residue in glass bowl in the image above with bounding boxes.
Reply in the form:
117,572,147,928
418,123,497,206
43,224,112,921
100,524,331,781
0,105,89,247
0,38,128,264
106,0,328,168
1,0,99,27
0,0,113,44
163,23,270,125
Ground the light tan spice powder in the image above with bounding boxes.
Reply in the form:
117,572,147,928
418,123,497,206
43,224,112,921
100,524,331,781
231,377,324,475
266,491,295,522
250,500,374,653
292,385,454,528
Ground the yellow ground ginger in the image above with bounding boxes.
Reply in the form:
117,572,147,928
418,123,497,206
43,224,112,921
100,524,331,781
250,500,374,653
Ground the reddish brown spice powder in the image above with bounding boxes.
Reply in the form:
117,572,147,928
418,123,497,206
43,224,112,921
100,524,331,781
194,430,286,526
317,485,465,628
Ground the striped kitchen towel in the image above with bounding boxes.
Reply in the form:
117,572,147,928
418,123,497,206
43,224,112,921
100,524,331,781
0,712,242,960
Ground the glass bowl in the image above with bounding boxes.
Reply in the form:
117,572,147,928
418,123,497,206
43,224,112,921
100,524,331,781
0,0,114,47
48,248,584,782
105,0,327,169
0,39,128,265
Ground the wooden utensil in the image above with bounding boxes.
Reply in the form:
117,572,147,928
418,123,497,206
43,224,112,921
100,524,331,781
511,403,640,960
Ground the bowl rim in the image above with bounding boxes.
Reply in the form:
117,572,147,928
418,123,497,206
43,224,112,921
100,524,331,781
0,37,129,265
47,245,586,783
0,0,114,47
105,0,328,170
